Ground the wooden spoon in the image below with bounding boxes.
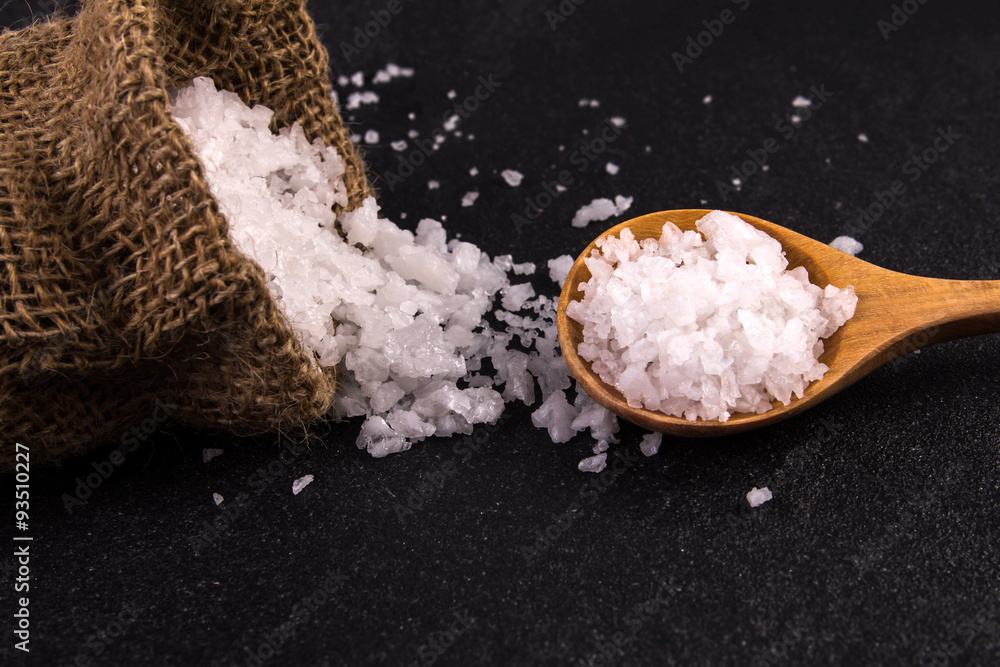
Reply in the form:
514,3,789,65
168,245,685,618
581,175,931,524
557,209,1000,436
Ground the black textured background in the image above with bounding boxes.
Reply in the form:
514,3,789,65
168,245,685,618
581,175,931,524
3,1,1000,665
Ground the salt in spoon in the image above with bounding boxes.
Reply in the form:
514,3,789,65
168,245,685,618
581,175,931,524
557,209,1000,436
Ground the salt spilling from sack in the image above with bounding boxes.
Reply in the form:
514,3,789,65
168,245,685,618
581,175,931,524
170,77,620,464
566,211,857,422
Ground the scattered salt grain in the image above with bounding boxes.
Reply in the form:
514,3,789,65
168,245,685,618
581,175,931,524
213,493,224,505
461,191,479,207
605,162,619,175
391,140,408,152
443,114,460,131
830,235,863,256
469,166,479,176
858,133,869,143
571,195,633,228
565,210,858,422
428,180,440,190
548,255,575,287
578,453,608,473
372,63,415,84
703,94,713,104
447,89,457,99
346,91,379,109
337,75,350,87
350,133,362,143
202,448,224,463
790,114,802,124
350,71,364,87
639,432,662,457
512,262,536,275
609,116,626,127
746,486,773,507
407,129,419,139
292,475,314,495
501,169,524,187
578,98,600,108
792,95,811,107
408,112,416,121
364,129,379,144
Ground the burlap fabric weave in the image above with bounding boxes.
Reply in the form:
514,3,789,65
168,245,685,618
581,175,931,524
0,0,373,470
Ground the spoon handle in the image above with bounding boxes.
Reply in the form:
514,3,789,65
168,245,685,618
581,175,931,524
855,268,1000,367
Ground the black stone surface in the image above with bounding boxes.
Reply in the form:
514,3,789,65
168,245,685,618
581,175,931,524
3,1,1000,665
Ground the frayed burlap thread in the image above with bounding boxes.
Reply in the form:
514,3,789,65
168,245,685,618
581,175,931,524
0,0,374,470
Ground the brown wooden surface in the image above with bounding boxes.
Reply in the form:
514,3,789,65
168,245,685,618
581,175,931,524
557,210,1000,436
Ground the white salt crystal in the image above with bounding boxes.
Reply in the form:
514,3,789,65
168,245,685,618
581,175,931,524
346,91,379,109
364,129,379,144
791,114,802,124
213,492,224,505
202,448,224,463
609,116,626,127
792,95,811,107
858,133,869,143
443,114,460,131
407,129,419,139
548,255,574,287
578,453,607,473
639,432,662,457
703,94,713,104
428,180,440,190
829,235,863,256
469,166,479,176
461,191,479,207
577,98,600,108
292,474,314,495
571,195,632,228
501,169,524,187
391,140,407,151
447,89,457,99
512,262,536,275
350,71,364,87
746,486,773,507
606,162,619,175
337,75,350,87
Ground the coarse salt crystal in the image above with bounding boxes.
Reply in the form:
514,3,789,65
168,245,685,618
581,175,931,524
461,191,479,207
292,474,314,495
501,169,524,187
746,486,773,507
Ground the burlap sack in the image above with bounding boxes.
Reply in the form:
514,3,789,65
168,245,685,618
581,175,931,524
0,0,373,470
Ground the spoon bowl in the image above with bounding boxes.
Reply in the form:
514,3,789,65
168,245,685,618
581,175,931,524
557,209,1000,436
